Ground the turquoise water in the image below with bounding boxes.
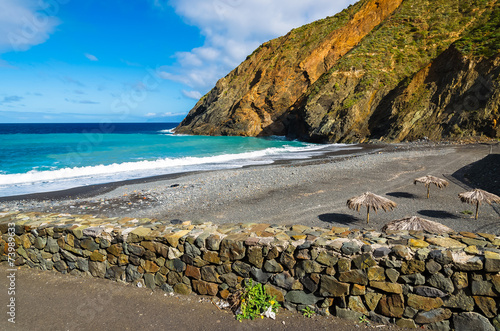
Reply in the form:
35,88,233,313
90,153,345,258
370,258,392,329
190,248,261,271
0,123,355,197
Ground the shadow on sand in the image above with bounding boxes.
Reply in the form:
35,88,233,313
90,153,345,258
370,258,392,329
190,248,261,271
386,192,419,199
319,213,362,225
418,210,460,219
451,153,500,195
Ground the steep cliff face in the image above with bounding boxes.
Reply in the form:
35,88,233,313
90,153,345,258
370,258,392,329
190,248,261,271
176,0,500,143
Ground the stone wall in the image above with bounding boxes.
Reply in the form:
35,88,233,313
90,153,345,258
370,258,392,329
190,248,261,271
1,211,499,330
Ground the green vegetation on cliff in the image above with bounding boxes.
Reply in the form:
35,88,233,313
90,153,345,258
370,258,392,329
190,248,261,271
456,1,500,57
176,0,500,143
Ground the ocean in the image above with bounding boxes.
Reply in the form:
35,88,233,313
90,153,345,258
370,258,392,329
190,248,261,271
0,123,358,197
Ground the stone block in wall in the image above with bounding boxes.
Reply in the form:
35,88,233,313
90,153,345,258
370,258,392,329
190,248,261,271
266,246,280,260
473,296,498,318
167,271,182,285
250,267,271,283
348,295,368,315
341,241,360,255
472,280,497,297
401,260,425,275
192,280,218,296
285,290,321,305
219,234,247,261
300,275,318,293
155,272,166,286
184,242,201,258
352,253,377,269
202,250,220,264
163,230,190,248
452,312,495,331
428,250,453,265
264,283,285,303
339,269,368,285
376,294,404,318
443,290,475,312
370,281,402,294
219,273,238,288
493,315,500,331
426,259,442,274
337,258,351,272
414,308,452,324
336,307,364,321
392,245,412,260
80,238,99,252
88,261,106,278
427,273,454,294
425,320,450,331
34,236,46,250
484,251,500,272
173,283,192,295
232,261,251,278
272,271,295,290
264,259,283,273
407,294,443,311
53,260,67,272
319,275,349,297
247,246,263,268
128,227,152,243
279,251,296,270
365,292,383,311
492,275,500,293
414,286,447,298
367,266,385,281
295,248,311,260
385,268,399,283
201,265,220,283
453,253,484,271
396,318,417,329
105,265,126,281
185,264,201,280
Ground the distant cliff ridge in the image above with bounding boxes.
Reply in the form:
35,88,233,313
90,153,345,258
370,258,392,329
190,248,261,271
175,0,500,143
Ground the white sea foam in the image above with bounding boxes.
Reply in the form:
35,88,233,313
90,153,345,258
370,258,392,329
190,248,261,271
0,143,359,197
158,128,175,134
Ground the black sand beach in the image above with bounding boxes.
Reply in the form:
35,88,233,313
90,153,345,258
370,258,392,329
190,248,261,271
1,142,499,234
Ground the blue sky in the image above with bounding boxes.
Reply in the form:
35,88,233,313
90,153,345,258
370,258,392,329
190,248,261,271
0,0,356,123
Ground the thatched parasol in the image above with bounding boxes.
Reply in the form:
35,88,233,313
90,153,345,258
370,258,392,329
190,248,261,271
382,216,454,234
458,188,500,220
414,175,449,199
346,192,397,224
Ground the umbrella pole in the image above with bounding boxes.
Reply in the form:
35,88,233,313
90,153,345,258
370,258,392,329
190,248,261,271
475,201,479,220
366,207,370,224
427,186,430,199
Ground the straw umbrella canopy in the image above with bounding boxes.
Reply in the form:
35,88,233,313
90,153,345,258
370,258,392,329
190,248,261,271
382,216,454,234
458,188,500,220
414,175,449,199
346,192,397,224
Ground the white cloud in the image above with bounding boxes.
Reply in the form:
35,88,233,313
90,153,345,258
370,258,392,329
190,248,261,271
145,111,186,118
0,0,61,53
84,53,99,61
160,0,357,91
182,90,202,100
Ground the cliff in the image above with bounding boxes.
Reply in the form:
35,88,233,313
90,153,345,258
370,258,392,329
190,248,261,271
175,0,500,143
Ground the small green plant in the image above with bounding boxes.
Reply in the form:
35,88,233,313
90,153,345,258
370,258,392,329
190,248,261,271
359,315,370,325
301,306,315,318
236,280,280,321
461,210,473,215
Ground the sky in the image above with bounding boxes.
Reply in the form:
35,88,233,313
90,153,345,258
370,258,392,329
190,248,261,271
0,0,356,123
